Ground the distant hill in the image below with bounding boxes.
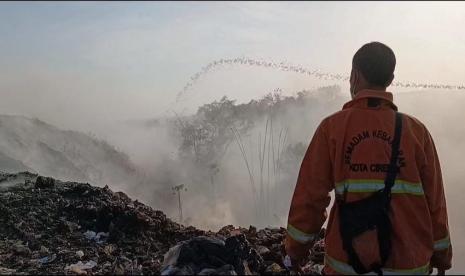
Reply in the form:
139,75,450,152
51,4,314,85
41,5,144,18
0,114,140,190
0,151,32,173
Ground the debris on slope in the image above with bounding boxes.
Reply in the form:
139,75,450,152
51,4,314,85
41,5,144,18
0,172,324,275
0,172,205,275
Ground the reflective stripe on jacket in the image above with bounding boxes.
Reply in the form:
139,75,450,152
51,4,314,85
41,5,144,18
285,89,452,274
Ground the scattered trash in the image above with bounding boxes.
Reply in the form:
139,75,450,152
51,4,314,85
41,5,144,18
103,244,116,256
59,219,81,233
302,263,324,275
83,231,96,240
161,233,282,275
65,260,98,275
65,260,97,270
256,245,270,255
0,173,325,274
34,176,55,189
38,256,49,264
0,172,205,274
76,250,84,258
39,246,49,255
37,254,57,265
0,267,17,275
12,241,31,256
83,231,109,244
265,262,287,275
283,255,293,270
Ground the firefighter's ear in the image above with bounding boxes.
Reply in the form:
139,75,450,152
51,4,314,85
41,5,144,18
350,68,358,84
350,69,359,98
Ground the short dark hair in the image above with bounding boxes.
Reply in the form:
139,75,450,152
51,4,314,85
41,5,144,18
352,42,396,87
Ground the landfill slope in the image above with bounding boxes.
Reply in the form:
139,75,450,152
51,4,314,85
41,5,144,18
0,172,324,275
0,115,141,192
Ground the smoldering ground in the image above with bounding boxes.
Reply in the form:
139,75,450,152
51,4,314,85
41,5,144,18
93,85,465,274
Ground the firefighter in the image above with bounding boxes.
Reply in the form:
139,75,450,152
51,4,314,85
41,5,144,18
285,42,452,275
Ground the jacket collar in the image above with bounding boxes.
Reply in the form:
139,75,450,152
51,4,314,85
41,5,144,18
342,89,397,110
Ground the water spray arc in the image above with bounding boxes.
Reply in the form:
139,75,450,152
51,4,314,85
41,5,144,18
177,57,465,101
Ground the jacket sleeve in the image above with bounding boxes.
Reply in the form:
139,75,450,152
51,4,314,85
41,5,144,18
421,129,452,270
285,120,333,261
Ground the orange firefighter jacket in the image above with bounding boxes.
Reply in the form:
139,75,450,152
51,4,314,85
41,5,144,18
285,89,452,274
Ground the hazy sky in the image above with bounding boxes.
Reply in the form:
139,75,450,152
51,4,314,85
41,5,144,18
1,3,465,270
1,1,465,133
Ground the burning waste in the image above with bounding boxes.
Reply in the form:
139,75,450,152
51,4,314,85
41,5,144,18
0,172,324,275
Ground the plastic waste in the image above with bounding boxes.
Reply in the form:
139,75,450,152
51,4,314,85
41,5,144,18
65,260,97,274
162,244,182,268
38,254,57,264
161,235,263,275
83,231,96,240
76,250,84,258
283,255,292,270
83,231,109,244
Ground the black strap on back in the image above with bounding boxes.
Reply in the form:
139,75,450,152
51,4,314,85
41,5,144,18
384,112,403,200
339,111,403,275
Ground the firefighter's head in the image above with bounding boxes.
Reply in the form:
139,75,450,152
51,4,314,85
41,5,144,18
350,42,396,99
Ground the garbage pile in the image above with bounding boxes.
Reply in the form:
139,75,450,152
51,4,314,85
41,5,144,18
0,172,324,275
